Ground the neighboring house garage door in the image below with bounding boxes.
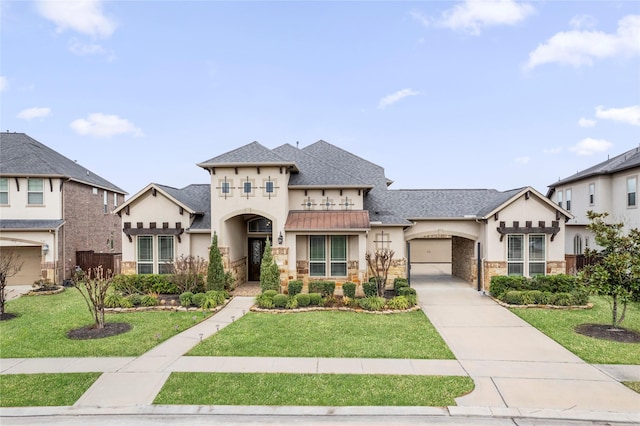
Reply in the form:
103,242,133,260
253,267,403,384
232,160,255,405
409,238,452,275
3,247,41,286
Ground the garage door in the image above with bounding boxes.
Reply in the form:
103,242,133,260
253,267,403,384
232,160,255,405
2,247,41,285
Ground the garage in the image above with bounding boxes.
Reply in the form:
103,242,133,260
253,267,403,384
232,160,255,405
408,238,452,276
2,246,41,285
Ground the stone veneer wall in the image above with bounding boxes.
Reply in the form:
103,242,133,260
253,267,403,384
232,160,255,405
483,261,506,293
547,260,566,275
451,236,476,284
121,261,136,275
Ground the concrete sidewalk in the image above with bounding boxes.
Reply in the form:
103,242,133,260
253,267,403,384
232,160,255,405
414,274,640,418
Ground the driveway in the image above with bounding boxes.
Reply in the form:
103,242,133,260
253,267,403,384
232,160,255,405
413,272,640,416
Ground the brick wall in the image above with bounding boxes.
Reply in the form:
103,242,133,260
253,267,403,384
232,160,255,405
63,181,123,279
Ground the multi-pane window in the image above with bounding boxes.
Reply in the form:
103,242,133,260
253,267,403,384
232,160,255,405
310,236,326,276
628,177,637,207
309,235,347,277
508,234,546,277
565,189,572,211
158,236,174,274
222,182,230,194
114,193,118,208
573,235,583,255
103,191,108,213
137,236,154,274
588,183,595,205
27,178,44,205
557,191,563,208
244,182,252,194
0,178,8,205
266,181,274,193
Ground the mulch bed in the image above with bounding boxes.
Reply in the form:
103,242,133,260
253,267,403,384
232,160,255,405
575,323,640,343
67,322,132,340
0,313,17,321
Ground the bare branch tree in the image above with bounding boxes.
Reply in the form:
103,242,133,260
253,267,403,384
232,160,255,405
171,254,207,293
73,265,113,329
366,249,395,297
0,251,24,317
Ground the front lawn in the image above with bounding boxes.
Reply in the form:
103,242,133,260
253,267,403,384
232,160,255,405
0,373,100,407
187,310,454,359
511,296,640,364
155,373,474,406
0,289,212,358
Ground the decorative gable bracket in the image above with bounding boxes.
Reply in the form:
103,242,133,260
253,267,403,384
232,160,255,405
123,222,184,243
497,220,560,242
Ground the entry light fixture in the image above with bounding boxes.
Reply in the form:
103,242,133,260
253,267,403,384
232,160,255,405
42,243,49,256
278,232,283,245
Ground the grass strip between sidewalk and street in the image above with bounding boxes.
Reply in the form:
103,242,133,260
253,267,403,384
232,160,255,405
623,382,640,393
154,373,474,406
0,289,213,358
510,296,640,365
187,310,454,359
0,373,101,407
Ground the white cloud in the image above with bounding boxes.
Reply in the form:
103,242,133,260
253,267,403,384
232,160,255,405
524,14,640,69
410,10,430,28
378,89,419,109
569,15,597,30
439,0,535,35
68,39,106,55
70,113,142,137
578,117,596,128
515,156,530,164
36,0,117,38
0,76,7,92
17,107,52,120
595,105,640,126
569,138,613,156
543,146,563,155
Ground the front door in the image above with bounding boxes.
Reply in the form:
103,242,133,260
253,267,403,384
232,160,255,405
248,238,266,281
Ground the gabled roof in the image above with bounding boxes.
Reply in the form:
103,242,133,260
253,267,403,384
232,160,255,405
273,143,372,188
114,183,211,230
0,132,126,194
548,146,640,189
196,141,298,170
0,219,65,231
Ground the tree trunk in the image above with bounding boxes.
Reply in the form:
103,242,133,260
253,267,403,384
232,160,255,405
612,294,618,328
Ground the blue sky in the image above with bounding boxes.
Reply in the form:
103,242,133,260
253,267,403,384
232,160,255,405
1,0,639,197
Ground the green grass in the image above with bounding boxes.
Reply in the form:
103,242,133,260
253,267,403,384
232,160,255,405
188,310,454,359
511,296,640,364
155,373,474,406
0,289,212,358
0,373,100,407
623,381,640,393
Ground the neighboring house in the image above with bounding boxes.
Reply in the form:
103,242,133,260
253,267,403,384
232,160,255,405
116,140,571,292
547,146,640,273
0,132,127,285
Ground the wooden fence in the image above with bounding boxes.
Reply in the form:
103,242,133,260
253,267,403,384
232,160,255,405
76,251,122,275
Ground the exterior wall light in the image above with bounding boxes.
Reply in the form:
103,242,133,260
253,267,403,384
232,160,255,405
42,243,49,256
278,232,283,245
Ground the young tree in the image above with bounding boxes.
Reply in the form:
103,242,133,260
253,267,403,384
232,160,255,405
579,211,640,328
260,238,280,293
0,251,24,318
172,254,207,293
73,265,113,329
366,248,395,297
206,233,233,291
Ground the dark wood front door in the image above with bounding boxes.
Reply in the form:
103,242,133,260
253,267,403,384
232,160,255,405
248,238,266,281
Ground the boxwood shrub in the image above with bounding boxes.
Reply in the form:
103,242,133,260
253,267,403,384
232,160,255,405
394,278,409,294
309,293,322,306
113,274,180,295
342,282,356,299
296,293,311,307
179,292,193,307
490,274,587,306
272,294,289,308
288,280,303,297
362,281,377,297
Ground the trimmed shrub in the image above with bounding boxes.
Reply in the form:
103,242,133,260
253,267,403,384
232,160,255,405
387,296,410,310
262,289,278,298
296,293,310,307
503,290,523,305
256,295,274,309
362,281,377,297
322,281,336,297
309,293,322,306
405,294,417,306
140,295,159,307
179,292,194,307
571,289,589,306
288,280,303,297
359,296,386,311
112,274,180,295
520,291,536,305
342,282,356,299
393,278,409,294
308,281,323,294
192,293,206,308
398,287,416,297
552,292,573,306
527,290,544,304
273,294,288,308
285,297,299,309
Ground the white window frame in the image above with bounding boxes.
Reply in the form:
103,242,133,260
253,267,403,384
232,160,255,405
557,190,563,209
507,234,546,277
589,183,595,205
627,176,637,208
103,190,108,213
137,236,154,274
0,178,8,205
565,188,572,211
27,178,44,205
309,235,348,278
158,236,175,274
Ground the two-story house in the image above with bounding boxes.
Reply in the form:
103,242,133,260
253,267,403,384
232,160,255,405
116,140,571,293
547,146,640,273
0,132,127,285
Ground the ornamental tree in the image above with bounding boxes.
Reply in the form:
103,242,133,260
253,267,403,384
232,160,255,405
73,265,112,329
366,248,395,297
0,251,24,318
578,211,640,328
206,233,232,291
260,238,280,293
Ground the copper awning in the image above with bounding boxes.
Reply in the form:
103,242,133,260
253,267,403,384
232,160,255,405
285,210,370,231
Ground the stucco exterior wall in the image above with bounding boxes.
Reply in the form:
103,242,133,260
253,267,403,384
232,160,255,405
288,188,364,211
1,177,63,220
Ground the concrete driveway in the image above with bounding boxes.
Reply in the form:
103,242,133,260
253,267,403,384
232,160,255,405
413,271,640,416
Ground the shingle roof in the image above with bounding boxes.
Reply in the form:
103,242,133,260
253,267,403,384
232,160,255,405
197,141,297,169
549,146,640,188
0,132,126,194
155,184,211,230
0,219,65,230
273,143,371,188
